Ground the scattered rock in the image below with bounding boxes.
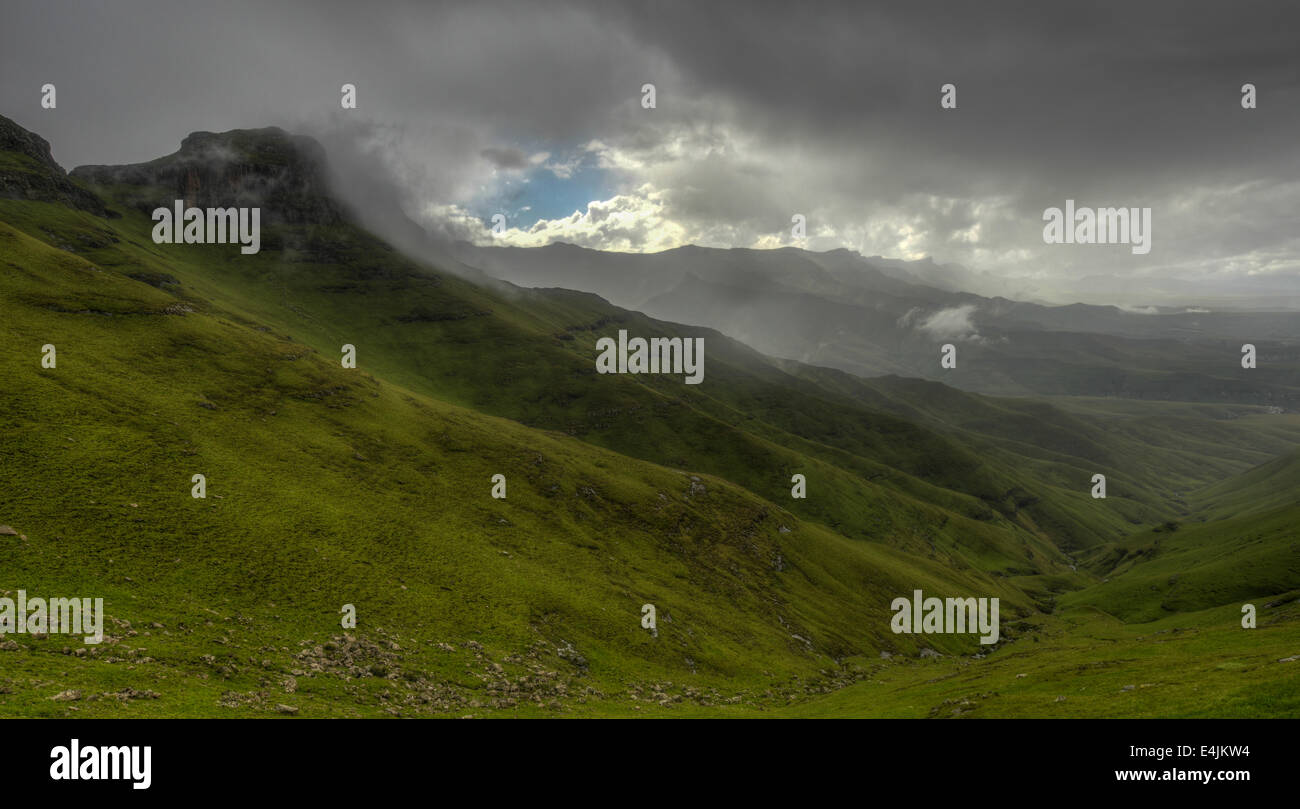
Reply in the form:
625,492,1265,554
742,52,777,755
275,704,299,715
101,688,160,701
0,525,18,536
556,640,588,669
51,689,82,702
1121,685,1135,692
1016,673,1027,679
919,648,942,659
879,651,892,660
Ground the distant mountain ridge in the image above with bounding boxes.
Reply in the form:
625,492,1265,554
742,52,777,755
454,240,1300,409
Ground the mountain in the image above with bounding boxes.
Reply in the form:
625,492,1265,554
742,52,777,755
0,114,105,216
72,127,346,226
1,114,1297,717
456,241,1300,410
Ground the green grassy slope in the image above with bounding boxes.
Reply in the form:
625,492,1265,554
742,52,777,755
775,601,1300,718
778,365,1300,553
819,375,1300,633
1061,504,1300,623
0,218,1030,716
0,194,1075,580
1194,448,1300,520
1057,449,1300,623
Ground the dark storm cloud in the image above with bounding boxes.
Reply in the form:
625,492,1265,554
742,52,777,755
580,0,1300,214
480,147,531,170
1,0,1297,303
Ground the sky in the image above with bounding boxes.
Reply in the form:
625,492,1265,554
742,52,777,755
2,0,1298,305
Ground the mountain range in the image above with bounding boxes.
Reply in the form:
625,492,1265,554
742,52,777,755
456,241,1300,409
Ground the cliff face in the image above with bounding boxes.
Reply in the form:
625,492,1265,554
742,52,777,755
0,114,108,215
71,127,346,226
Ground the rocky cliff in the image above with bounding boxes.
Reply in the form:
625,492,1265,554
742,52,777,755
71,127,346,226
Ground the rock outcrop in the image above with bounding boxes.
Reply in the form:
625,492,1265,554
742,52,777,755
0,114,108,215
72,127,346,226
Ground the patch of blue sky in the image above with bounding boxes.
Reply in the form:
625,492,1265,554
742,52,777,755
469,149,614,229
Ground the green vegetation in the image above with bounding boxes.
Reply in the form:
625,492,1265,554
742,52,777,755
777,600,1300,718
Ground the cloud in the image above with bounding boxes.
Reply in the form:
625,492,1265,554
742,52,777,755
479,183,688,252
542,155,582,179
906,304,984,342
480,147,531,170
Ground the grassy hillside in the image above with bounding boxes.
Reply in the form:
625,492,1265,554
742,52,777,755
1062,504,1300,623
778,365,1300,552
0,189,1190,565
1194,448,1300,520
1058,448,1300,623
776,600,1300,718
2,162,1098,578
0,218,1025,716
